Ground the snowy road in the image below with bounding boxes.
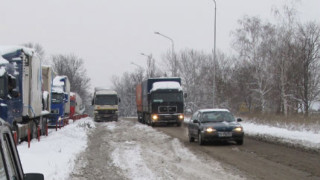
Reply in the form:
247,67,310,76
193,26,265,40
18,117,320,180
69,119,244,180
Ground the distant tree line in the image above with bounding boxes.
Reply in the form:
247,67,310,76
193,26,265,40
113,5,320,117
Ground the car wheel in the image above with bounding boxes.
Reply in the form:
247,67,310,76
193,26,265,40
236,139,244,145
198,133,204,145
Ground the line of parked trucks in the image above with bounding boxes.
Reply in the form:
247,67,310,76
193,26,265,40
0,46,85,142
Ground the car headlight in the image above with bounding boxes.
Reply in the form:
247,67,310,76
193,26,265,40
178,114,184,120
206,127,216,133
152,114,159,120
233,127,243,132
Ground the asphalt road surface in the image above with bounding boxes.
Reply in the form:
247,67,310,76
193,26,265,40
155,121,320,180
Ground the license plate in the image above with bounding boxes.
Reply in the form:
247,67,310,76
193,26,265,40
218,132,232,137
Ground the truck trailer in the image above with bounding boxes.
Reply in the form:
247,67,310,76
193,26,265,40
136,77,186,126
0,46,49,141
92,88,120,122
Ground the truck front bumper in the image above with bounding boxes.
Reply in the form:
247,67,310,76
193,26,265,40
151,114,184,124
94,113,118,122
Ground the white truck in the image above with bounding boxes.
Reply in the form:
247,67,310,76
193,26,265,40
92,88,120,122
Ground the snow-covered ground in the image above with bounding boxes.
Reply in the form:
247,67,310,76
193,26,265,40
17,117,320,180
17,117,95,180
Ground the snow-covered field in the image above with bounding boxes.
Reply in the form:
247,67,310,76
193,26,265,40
17,117,320,180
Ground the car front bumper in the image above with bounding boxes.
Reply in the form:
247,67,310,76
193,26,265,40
201,131,244,141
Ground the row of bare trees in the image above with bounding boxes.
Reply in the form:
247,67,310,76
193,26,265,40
113,6,320,117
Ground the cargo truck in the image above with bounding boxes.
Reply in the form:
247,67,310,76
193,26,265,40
0,46,49,141
92,88,120,122
49,76,70,126
70,92,85,118
136,77,186,126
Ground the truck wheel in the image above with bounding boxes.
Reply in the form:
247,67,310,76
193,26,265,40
31,122,38,139
177,122,181,127
41,118,48,135
13,124,20,144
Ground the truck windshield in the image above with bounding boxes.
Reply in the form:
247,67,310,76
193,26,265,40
0,77,4,98
95,95,118,105
52,93,64,104
152,92,183,103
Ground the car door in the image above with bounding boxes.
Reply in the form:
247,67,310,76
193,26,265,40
1,128,24,180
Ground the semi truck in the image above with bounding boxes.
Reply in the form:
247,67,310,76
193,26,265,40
136,77,186,126
70,92,85,118
92,88,120,122
49,76,70,126
0,46,49,141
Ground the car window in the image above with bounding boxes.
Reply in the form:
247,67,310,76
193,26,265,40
0,146,8,180
2,134,19,180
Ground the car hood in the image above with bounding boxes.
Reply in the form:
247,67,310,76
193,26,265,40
201,121,241,131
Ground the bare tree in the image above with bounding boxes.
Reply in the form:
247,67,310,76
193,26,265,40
294,22,320,116
22,42,48,64
51,54,91,107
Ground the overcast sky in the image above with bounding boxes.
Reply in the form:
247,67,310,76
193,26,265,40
1,0,319,90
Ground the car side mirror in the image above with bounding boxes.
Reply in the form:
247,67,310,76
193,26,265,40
193,119,199,123
118,98,121,103
24,173,44,180
237,118,242,122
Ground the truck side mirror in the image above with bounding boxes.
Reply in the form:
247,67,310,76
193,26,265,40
118,98,121,103
184,93,187,98
11,89,20,98
91,99,94,105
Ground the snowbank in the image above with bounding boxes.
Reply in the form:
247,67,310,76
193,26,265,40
18,118,95,180
241,122,320,149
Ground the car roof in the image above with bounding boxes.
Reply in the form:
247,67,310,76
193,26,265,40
198,109,230,113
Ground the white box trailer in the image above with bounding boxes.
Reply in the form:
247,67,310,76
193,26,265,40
41,65,55,113
21,48,43,119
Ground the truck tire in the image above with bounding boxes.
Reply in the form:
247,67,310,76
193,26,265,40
12,124,20,144
30,121,38,139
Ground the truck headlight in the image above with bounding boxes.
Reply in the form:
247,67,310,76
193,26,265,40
178,114,184,120
233,127,243,132
152,114,158,120
206,127,216,133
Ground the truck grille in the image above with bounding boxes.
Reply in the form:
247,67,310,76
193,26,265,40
98,110,116,114
159,106,177,113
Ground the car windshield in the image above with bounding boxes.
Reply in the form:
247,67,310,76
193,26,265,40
52,93,64,104
151,92,183,103
95,95,118,105
201,111,235,122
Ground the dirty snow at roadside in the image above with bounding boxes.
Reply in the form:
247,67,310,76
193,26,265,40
18,117,95,180
241,122,320,149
